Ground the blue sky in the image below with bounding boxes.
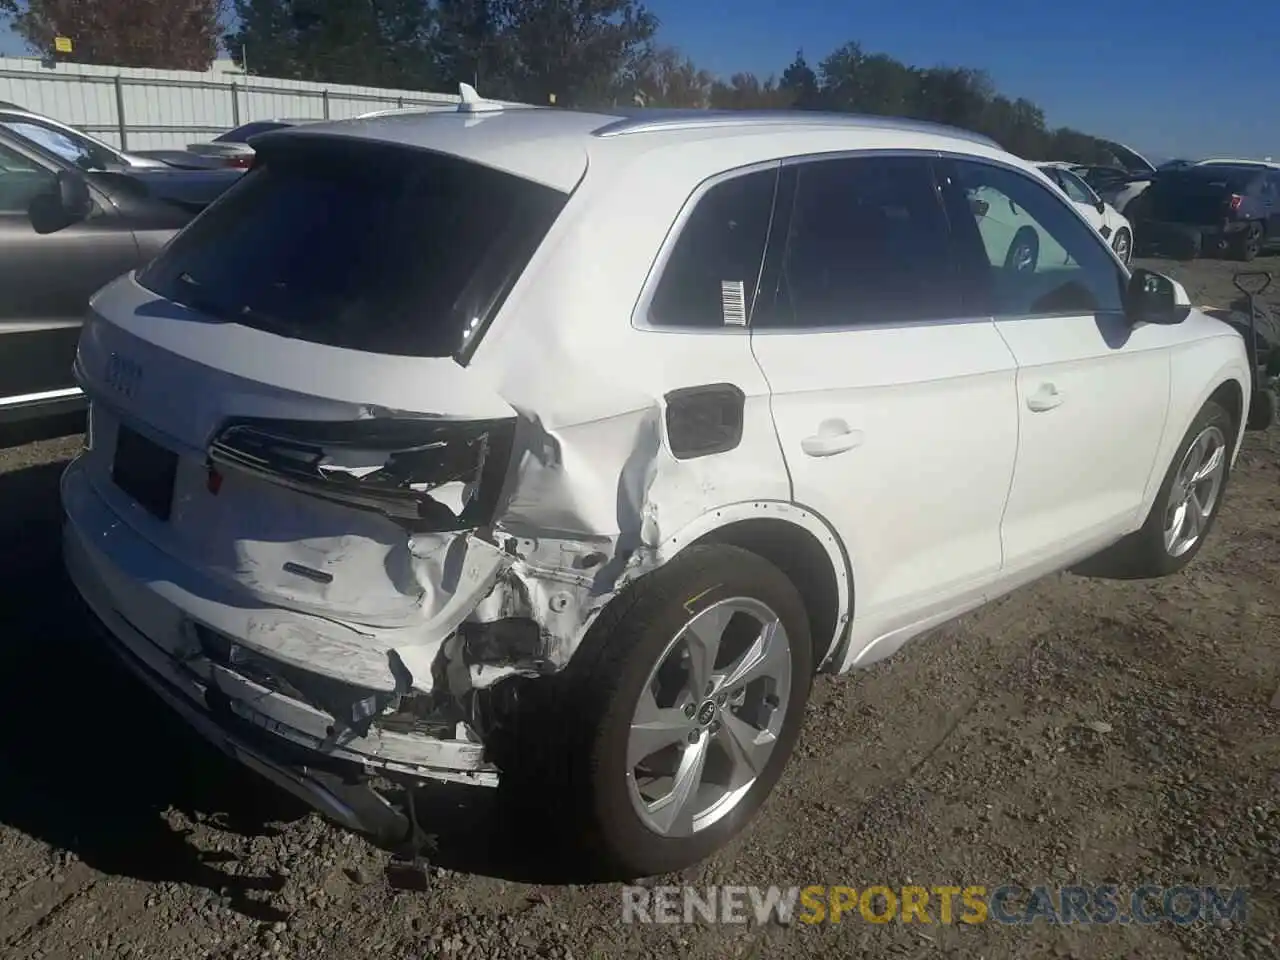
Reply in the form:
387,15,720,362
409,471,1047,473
2,0,1274,159
645,0,1277,160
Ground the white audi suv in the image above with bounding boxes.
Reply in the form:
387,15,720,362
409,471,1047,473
62,91,1255,877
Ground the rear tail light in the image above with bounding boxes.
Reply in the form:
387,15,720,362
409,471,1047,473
1228,194,1244,212
208,416,516,531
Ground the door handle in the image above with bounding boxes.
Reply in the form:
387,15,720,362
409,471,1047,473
1026,383,1064,412
801,420,864,457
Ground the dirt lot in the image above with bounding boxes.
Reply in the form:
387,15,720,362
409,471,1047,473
0,257,1277,960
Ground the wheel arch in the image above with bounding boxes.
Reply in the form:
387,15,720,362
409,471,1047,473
1140,358,1250,520
655,501,853,672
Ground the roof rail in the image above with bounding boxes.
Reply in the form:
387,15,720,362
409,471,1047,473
591,109,1002,149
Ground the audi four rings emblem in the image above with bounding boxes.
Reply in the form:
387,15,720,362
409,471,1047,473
105,352,143,399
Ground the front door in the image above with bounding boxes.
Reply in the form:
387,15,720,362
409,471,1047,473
748,154,1019,660
942,156,1175,572
0,135,138,414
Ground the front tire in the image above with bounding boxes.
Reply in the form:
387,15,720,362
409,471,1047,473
1073,399,1233,579
532,544,814,877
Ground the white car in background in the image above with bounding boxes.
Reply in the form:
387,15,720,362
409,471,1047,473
1038,162,1135,262
64,95,1256,877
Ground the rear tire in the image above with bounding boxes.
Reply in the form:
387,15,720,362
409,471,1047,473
1073,400,1233,580
1231,222,1263,262
503,544,813,878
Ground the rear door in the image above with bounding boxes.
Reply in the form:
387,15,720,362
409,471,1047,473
0,133,138,414
942,157,1174,572
748,153,1019,660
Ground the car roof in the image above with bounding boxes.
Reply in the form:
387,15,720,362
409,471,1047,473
259,91,1012,193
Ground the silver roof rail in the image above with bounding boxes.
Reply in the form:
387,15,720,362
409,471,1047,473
591,109,1002,149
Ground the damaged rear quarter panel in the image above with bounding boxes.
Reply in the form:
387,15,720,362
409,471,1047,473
428,148,800,693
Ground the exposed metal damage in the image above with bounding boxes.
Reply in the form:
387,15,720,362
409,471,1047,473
194,398,673,783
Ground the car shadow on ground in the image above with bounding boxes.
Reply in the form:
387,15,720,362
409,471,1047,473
0,458,589,919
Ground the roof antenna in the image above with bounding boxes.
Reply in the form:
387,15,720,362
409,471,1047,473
457,82,504,114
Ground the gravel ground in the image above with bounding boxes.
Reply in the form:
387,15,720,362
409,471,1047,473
0,256,1277,960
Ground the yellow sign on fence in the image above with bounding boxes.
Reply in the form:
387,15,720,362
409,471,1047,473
53,36,73,54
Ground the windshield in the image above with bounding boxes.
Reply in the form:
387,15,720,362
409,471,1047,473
137,137,568,360
0,117,119,170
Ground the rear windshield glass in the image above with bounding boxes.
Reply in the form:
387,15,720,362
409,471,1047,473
137,136,568,359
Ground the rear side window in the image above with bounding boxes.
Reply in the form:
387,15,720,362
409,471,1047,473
138,138,567,359
648,168,778,329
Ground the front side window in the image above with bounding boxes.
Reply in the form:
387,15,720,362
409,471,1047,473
947,159,1126,318
756,155,959,328
138,138,568,360
0,140,55,213
647,167,778,329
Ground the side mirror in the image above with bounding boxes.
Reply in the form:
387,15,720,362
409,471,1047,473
1126,268,1192,325
1095,199,1106,214
28,169,94,235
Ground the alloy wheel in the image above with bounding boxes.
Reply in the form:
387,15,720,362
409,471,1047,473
1113,229,1131,263
1163,425,1227,557
625,597,792,838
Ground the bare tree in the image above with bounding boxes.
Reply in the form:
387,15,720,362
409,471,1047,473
624,45,712,108
0,0,228,71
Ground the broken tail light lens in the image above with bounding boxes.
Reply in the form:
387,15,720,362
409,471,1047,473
207,416,515,530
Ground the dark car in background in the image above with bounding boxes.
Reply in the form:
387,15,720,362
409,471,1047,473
0,126,243,423
1135,164,1280,261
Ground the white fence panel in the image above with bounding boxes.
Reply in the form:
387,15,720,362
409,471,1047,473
0,57,460,150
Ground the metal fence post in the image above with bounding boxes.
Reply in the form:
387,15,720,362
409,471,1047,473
230,82,241,126
322,89,330,119
113,75,128,150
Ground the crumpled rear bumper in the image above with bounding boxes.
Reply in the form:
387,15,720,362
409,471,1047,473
62,455,499,836
77,593,416,842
